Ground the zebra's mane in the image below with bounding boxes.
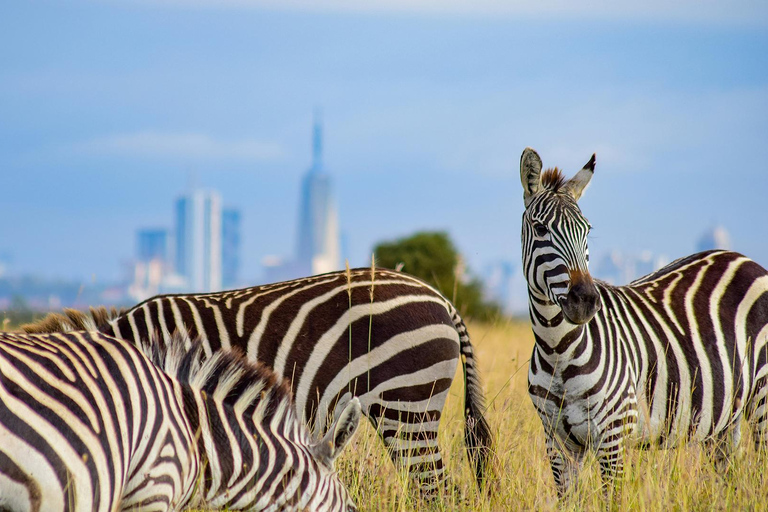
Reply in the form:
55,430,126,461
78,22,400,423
541,167,566,193
143,332,294,417
20,306,125,334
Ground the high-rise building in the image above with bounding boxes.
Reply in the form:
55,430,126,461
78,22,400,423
222,208,241,289
137,229,170,263
295,116,340,275
175,190,222,292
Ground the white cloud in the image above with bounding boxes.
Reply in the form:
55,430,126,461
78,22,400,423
73,131,285,162
134,0,768,26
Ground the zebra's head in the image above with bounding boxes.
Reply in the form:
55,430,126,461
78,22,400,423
520,147,601,325
304,398,362,512
146,335,361,512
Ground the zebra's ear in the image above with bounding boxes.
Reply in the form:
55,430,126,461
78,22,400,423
312,397,362,467
520,147,543,207
563,153,596,202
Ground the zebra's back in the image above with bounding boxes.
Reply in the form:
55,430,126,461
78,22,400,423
0,331,198,512
609,250,768,442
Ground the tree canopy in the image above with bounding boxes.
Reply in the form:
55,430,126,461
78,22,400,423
374,231,501,321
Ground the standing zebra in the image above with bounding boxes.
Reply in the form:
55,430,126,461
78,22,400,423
0,330,360,512
22,268,493,494
518,147,768,495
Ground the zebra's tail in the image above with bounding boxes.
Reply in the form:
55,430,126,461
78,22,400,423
453,311,494,490
20,306,125,334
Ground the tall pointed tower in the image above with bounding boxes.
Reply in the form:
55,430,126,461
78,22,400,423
296,114,340,275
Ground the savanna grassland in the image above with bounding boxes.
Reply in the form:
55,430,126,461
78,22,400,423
3,317,768,510
334,319,768,512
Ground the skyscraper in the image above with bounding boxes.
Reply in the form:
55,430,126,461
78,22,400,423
222,208,241,288
296,116,340,275
175,190,222,292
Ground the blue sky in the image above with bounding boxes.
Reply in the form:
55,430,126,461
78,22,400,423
1,0,767,283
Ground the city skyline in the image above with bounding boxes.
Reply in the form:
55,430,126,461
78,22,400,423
1,1,766,295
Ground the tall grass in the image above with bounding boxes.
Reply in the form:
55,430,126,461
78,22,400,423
6,316,768,509
335,319,768,511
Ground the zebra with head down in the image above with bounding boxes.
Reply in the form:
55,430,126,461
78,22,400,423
0,330,360,511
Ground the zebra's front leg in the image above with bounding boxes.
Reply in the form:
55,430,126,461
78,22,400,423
545,434,584,497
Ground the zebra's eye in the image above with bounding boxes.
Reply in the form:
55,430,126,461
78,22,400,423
533,224,549,237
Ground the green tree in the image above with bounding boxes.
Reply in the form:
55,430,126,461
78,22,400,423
374,231,501,321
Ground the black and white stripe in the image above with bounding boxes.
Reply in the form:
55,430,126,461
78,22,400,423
519,147,768,495
23,268,493,494
0,330,360,511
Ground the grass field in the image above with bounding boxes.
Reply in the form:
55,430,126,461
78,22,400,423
335,319,768,511
4,316,768,510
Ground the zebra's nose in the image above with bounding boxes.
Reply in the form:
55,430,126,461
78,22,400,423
561,276,601,324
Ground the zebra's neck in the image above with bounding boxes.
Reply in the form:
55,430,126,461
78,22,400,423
527,292,589,361
182,388,306,510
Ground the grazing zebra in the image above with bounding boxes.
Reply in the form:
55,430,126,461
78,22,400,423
0,330,361,512
518,147,768,495
22,268,493,494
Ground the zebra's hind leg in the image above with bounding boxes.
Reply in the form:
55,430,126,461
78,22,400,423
704,413,743,476
373,406,448,498
749,378,768,456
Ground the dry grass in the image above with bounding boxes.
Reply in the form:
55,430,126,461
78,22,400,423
6,316,768,510
335,319,768,511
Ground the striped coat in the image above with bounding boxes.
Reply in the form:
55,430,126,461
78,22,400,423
519,147,768,494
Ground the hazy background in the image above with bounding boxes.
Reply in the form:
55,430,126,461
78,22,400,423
1,1,766,307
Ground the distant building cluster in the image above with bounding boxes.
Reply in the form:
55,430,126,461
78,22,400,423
593,224,732,286
592,250,669,285
0,106,735,314
129,116,342,302
0,117,348,311
129,191,241,301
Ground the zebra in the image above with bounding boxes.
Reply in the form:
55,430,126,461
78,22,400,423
22,267,493,495
0,330,361,512
518,147,768,495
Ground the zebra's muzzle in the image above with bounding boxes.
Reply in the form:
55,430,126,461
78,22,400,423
560,272,601,325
